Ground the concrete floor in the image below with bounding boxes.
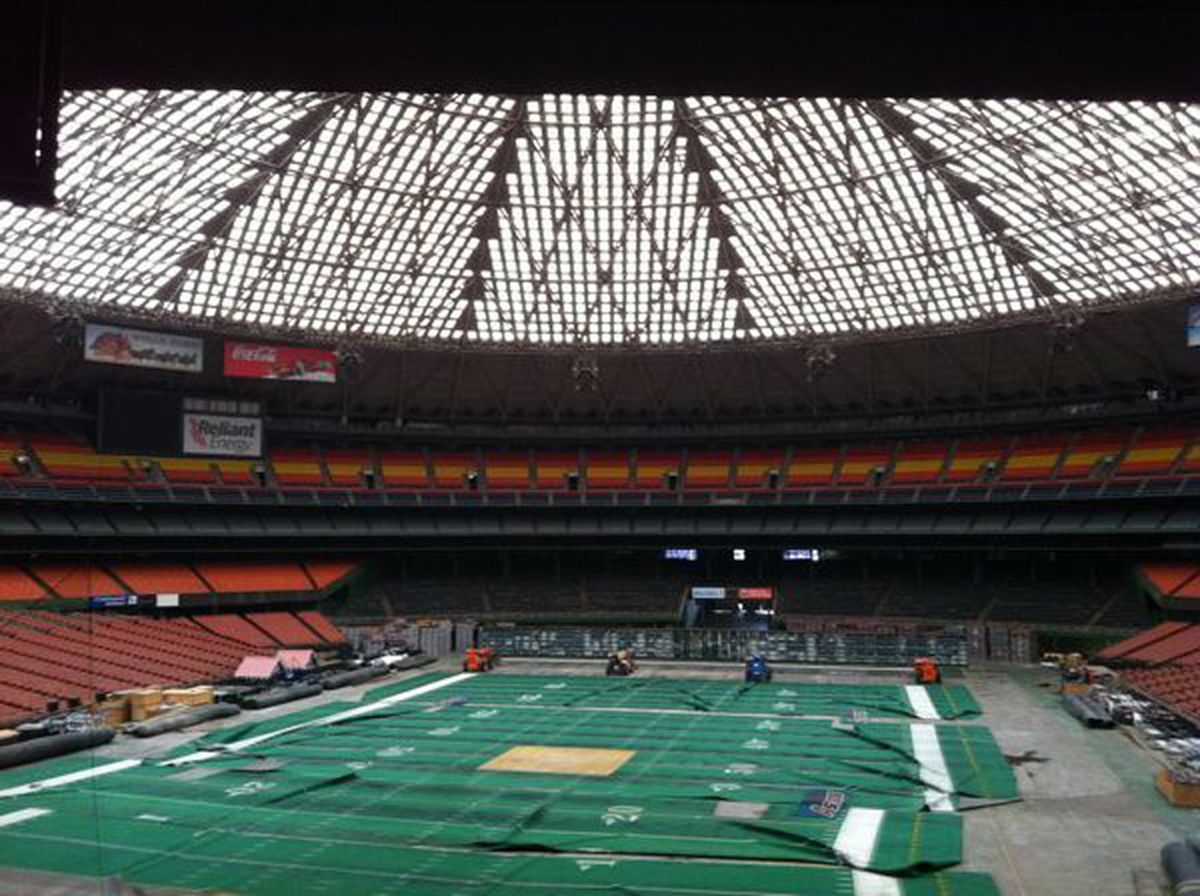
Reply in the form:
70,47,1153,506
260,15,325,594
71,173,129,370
5,659,1191,896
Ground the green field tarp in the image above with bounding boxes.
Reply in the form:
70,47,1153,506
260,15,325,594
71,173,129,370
0,672,1010,895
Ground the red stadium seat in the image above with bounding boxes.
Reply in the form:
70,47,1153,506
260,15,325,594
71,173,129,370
325,449,374,487
533,451,578,490
585,450,631,489
734,450,783,488
635,450,679,489
891,442,950,484
786,448,837,486
484,451,531,489
1001,434,1068,480
271,448,325,486
685,451,732,489
379,451,429,488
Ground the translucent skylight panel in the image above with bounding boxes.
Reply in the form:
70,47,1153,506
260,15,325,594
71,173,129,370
0,91,1195,344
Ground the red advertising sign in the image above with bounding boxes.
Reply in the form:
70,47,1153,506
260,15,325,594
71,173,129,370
737,587,774,602
223,341,337,383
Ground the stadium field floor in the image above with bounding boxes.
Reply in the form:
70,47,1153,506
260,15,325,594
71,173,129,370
0,671,1015,896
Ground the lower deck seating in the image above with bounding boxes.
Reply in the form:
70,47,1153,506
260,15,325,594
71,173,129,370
1123,666,1200,718
0,608,345,726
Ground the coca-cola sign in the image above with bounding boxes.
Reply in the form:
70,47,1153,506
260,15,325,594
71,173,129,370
224,341,337,383
182,412,263,457
737,587,774,602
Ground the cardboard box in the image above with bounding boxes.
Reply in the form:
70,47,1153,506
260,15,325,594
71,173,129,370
95,700,131,728
163,686,214,707
127,688,163,722
1156,768,1200,807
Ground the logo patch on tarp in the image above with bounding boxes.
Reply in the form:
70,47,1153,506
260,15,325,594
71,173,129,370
793,789,848,819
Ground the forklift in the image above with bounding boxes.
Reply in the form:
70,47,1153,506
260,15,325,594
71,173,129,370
463,647,498,672
744,655,773,683
912,656,942,685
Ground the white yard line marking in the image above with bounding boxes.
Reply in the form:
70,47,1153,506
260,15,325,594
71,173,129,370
910,723,955,812
162,672,476,767
0,807,51,827
904,685,940,720
832,807,885,868
851,869,903,896
0,759,142,799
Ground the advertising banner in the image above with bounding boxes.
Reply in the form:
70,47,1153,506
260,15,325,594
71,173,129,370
84,323,203,373
182,412,263,458
224,341,337,382
737,587,774,601
691,586,726,600
88,594,139,609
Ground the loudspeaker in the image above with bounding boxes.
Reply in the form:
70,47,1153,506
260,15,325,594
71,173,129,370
0,1,61,207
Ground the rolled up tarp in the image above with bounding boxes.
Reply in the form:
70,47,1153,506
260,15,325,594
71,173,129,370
238,682,323,710
321,666,389,690
128,702,241,738
394,654,437,671
1162,841,1200,893
0,729,114,770
1062,693,1114,729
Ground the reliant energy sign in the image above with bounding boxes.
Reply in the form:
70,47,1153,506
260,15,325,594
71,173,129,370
182,412,263,458
84,323,203,373
224,340,337,382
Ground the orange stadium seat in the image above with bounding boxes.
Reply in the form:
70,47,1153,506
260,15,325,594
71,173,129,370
110,562,209,595
1140,562,1200,597
0,566,46,602
146,456,217,484
1120,427,1191,476
297,609,347,643
325,449,373,486
636,450,679,489
302,559,356,588
29,562,126,598
685,451,731,488
944,439,1006,483
1058,431,1128,479
271,448,325,485
214,458,259,485
0,434,28,476
1000,434,1068,480
31,435,130,481
533,451,578,490
379,451,429,488
787,448,838,486
890,442,950,484
734,449,783,488
837,446,892,486
585,450,631,489
245,611,323,646
484,451,531,489
193,613,278,647
194,560,314,593
431,452,477,488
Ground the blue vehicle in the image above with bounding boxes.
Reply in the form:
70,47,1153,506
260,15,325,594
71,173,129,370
744,655,772,683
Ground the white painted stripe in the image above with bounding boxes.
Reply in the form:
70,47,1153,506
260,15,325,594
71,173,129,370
911,723,955,812
851,869,903,896
0,808,51,827
904,685,940,720
163,673,476,767
0,759,142,799
832,807,885,868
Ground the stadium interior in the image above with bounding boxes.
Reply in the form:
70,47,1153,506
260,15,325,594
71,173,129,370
0,3,1197,895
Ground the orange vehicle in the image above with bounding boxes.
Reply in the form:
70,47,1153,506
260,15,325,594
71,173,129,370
912,656,941,685
463,647,497,672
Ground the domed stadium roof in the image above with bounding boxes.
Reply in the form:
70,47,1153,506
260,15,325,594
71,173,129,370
0,91,1197,348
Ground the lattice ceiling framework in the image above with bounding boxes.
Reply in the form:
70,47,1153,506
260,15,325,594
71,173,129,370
0,91,1196,347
